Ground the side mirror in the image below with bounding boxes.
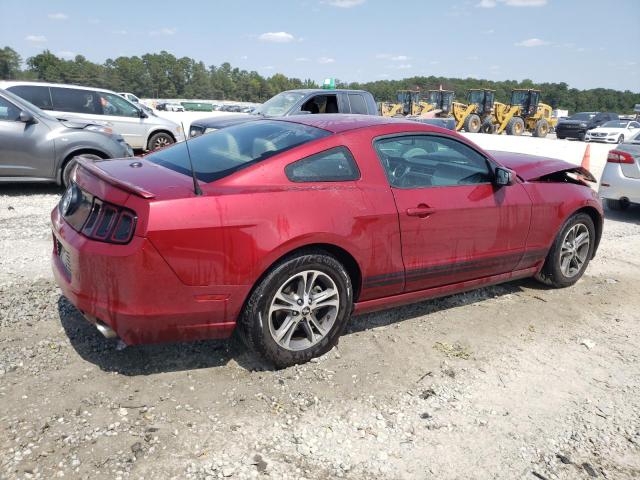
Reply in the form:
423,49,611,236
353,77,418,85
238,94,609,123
19,110,37,124
495,167,515,187
138,109,148,119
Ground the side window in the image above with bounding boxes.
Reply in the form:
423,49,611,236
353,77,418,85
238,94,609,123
51,87,101,114
300,94,339,114
7,85,53,110
374,135,492,189
0,96,21,122
286,146,360,182
98,92,140,117
348,94,368,114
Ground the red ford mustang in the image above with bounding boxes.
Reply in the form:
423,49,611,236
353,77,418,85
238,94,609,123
51,115,603,367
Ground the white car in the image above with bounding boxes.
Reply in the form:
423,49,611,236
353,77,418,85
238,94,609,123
118,92,141,104
585,120,640,144
157,102,185,112
0,81,184,151
598,130,640,210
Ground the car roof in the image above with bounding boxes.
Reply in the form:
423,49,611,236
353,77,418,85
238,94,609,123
272,114,437,134
284,88,371,95
0,80,119,95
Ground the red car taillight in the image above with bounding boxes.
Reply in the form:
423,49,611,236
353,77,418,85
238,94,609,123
607,150,634,164
81,199,137,244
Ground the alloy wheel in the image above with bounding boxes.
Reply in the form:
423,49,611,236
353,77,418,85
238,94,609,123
559,223,590,278
153,136,171,149
268,270,340,351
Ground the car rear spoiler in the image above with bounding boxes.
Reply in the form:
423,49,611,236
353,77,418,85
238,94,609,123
76,157,156,199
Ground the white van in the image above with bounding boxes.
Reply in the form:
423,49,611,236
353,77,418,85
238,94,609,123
0,81,184,151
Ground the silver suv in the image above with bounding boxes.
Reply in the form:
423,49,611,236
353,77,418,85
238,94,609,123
0,81,185,151
0,88,133,186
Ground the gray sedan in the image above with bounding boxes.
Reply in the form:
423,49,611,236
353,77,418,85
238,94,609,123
599,129,640,210
0,88,133,186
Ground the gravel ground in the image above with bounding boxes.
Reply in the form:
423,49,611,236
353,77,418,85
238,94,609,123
1,181,639,480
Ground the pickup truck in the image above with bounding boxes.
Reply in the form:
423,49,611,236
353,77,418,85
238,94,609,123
188,89,455,137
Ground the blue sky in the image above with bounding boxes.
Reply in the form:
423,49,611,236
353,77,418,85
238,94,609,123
1,0,639,91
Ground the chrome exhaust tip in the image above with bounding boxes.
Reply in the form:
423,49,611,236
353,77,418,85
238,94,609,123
95,321,118,339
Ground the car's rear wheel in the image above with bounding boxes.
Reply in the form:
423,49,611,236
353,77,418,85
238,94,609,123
147,132,175,151
606,198,630,211
238,252,353,368
463,114,481,133
532,119,549,138
62,154,102,187
535,213,595,288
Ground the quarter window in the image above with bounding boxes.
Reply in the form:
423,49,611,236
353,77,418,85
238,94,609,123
286,146,360,182
348,94,368,114
7,85,53,110
374,135,492,189
0,96,21,122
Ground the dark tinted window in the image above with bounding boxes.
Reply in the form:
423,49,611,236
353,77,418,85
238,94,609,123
300,95,339,114
0,96,21,121
148,120,330,183
348,94,368,114
374,135,492,189
286,146,360,182
51,87,101,114
7,85,53,110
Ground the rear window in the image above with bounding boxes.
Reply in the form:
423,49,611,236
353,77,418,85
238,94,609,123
147,120,331,182
7,85,53,110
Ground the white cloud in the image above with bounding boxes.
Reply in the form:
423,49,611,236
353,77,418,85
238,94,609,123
483,29,495,34
150,27,177,36
326,0,366,7
478,0,546,7
25,35,47,43
48,12,68,20
376,53,410,61
57,51,76,59
258,31,295,43
515,38,550,47
318,56,335,64
295,57,310,62
391,55,410,61
387,63,412,70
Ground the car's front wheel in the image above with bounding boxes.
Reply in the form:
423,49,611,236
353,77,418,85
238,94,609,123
535,213,595,288
239,252,353,368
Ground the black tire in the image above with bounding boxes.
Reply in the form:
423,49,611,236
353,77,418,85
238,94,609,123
238,251,353,368
463,114,481,133
617,135,624,144
506,117,525,136
557,135,565,140
532,119,549,138
62,154,102,187
578,132,586,141
605,198,630,211
147,132,175,151
535,212,596,288
480,119,496,134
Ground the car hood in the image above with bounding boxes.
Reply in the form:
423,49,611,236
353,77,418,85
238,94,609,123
588,127,625,134
557,119,590,126
489,151,596,182
192,114,261,129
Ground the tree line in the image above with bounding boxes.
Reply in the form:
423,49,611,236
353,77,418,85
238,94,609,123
1,46,639,113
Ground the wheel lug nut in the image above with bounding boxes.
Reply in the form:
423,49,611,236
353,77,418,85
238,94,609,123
297,299,303,305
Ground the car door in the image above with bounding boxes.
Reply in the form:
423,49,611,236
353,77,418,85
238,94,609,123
0,95,55,179
373,133,532,293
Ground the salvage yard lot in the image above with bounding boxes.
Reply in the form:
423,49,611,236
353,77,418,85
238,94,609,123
1,135,639,480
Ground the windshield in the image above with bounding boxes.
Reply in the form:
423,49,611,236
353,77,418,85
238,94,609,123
601,120,627,128
256,91,306,117
147,120,331,182
468,91,485,104
510,90,529,106
0,88,56,122
569,112,596,121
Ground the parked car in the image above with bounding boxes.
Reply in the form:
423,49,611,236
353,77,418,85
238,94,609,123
118,92,141,104
189,89,454,137
0,81,185,151
0,88,132,186
52,114,603,367
156,102,185,112
585,120,640,144
556,111,619,141
599,129,640,210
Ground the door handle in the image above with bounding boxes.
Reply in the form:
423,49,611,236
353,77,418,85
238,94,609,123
406,204,435,218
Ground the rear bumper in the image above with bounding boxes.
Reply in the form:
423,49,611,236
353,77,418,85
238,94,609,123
598,165,640,204
51,208,248,345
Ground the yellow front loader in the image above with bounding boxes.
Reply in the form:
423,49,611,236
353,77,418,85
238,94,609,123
492,89,557,137
451,89,496,133
380,90,422,117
